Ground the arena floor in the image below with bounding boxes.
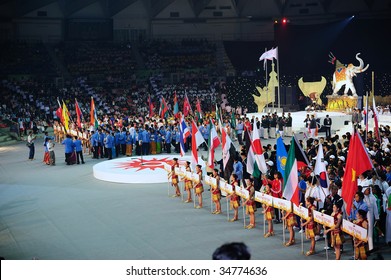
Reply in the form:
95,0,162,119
1,110,391,260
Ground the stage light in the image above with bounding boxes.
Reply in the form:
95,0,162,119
282,18,288,24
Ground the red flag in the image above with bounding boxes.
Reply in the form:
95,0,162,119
90,97,98,129
195,98,202,121
341,133,373,216
159,97,169,119
56,99,63,122
148,95,154,118
75,99,83,128
183,93,192,117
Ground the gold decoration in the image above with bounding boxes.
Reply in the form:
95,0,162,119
253,62,278,112
298,77,327,105
326,95,358,111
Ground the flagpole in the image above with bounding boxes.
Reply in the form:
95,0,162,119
242,197,246,228
265,48,268,111
365,91,369,142
276,48,281,110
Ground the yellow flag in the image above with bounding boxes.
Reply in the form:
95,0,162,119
62,101,70,132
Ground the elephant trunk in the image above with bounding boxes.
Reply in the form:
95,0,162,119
356,53,364,69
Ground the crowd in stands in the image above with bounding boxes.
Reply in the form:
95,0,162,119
0,42,58,77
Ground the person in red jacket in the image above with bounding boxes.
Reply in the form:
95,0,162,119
268,171,283,223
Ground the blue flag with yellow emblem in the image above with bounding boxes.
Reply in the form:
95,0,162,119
276,136,288,178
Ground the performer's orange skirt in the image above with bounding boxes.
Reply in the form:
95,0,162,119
185,180,193,190
286,215,297,227
355,245,367,260
331,232,345,247
195,183,204,195
126,144,133,156
150,141,156,155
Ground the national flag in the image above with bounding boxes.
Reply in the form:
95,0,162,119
75,98,83,129
220,119,233,169
259,47,278,61
179,120,185,157
259,47,278,68
195,98,202,121
341,133,373,216
276,136,288,178
159,96,169,119
246,134,261,178
364,94,369,134
191,120,205,170
90,97,99,129
173,92,179,118
314,143,330,201
230,111,236,129
250,124,268,174
282,137,300,206
56,98,63,122
207,121,221,169
183,93,192,117
180,115,190,141
373,96,380,141
179,116,190,157
62,101,70,132
215,104,221,124
292,135,310,170
148,95,154,118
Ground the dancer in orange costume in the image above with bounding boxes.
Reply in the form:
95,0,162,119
227,174,240,222
301,196,317,256
183,161,193,203
244,178,256,229
325,202,345,260
194,164,204,209
262,184,274,237
353,209,368,260
170,158,181,197
282,207,297,246
211,168,221,214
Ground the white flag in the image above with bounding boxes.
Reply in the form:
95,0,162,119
259,47,278,61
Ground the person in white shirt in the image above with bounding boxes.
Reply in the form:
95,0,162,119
362,184,380,251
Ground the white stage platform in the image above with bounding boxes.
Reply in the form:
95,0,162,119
93,155,205,184
246,110,352,135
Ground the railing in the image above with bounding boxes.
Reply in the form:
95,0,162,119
0,116,21,140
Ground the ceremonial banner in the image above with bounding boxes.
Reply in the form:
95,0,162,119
342,219,368,242
174,167,182,176
192,172,200,183
220,182,233,195
219,180,228,196
313,210,334,227
185,171,192,180
273,197,292,212
210,177,217,188
235,187,249,200
204,175,212,185
293,203,309,220
254,191,273,206
163,163,171,172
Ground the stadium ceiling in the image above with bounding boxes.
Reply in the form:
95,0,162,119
0,0,390,21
